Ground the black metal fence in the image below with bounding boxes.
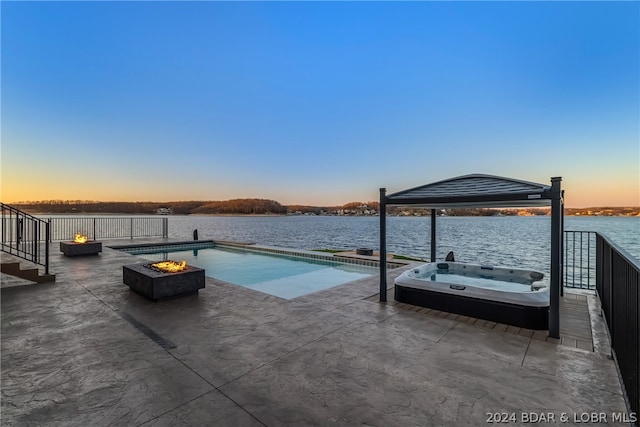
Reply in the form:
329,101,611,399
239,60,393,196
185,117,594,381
47,217,168,241
597,233,639,424
564,231,597,289
1,203,50,274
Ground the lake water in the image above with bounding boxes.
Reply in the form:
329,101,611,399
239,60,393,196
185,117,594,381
164,215,639,276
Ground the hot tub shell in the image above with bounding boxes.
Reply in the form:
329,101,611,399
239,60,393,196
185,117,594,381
394,262,549,330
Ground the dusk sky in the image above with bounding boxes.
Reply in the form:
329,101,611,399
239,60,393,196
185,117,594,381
1,1,638,207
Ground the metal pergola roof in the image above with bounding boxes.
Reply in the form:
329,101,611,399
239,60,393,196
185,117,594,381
378,174,564,338
386,174,553,208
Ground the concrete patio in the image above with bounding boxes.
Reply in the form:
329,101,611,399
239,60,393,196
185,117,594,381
1,240,630,426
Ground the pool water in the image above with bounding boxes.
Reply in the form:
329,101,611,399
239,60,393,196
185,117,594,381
125,245,377,299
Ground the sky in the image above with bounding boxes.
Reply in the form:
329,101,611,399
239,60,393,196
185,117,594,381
1,1,638,208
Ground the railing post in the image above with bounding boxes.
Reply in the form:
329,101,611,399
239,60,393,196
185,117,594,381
45,220,50,275
16,216,22,245
130,218,133,239
586,232,591,290
33,220,39,264
1,207,5,248
560,207,565,296
607,241,614,347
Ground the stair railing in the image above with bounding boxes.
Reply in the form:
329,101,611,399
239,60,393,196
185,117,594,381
1,202,50,274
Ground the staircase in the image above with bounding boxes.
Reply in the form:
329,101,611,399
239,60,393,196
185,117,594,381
1,202,54,282
1,260,55,283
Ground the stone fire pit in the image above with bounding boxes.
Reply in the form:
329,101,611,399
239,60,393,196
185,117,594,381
123,262,205,301
60,241,102,256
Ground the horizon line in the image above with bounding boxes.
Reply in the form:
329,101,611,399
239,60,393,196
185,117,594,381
4,199,639,210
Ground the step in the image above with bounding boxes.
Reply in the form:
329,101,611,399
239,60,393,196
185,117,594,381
1,262,56,283
1,262,21,275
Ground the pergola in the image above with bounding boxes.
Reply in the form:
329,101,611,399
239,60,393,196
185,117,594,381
379,174,564,338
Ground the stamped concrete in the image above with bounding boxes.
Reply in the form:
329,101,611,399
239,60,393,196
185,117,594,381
1,240,630,426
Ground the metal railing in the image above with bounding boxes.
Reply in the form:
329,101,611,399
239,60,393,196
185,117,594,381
564,231,597,289
47,217,169,241
596,233,639,424
1,203,51,274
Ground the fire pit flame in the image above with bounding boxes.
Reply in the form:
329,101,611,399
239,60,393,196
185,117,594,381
74,233,89,244
150,260,188,273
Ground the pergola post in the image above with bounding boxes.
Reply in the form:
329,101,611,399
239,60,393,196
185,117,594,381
430,209,436,262
549,177,563,339
379,188,387,302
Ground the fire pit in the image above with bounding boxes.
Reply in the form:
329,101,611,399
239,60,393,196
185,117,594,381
60,233,102,256
123,260,205,301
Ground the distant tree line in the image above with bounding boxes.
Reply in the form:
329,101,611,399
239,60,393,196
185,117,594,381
192,199,287,215
11,199,288,215
13,200,162,214
8,200,639,217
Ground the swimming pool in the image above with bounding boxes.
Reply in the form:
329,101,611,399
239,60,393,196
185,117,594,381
117,242,380,299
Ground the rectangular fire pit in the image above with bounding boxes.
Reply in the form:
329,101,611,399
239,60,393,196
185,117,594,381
123,263,205,301
60,241,102,256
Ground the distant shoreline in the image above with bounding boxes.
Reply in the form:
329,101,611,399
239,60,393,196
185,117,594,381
9,199,640,217
29,211,640,218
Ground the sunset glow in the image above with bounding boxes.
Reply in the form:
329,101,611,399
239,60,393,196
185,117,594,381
1,2,638,208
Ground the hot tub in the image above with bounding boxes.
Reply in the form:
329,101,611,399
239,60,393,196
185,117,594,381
394,262,549,329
